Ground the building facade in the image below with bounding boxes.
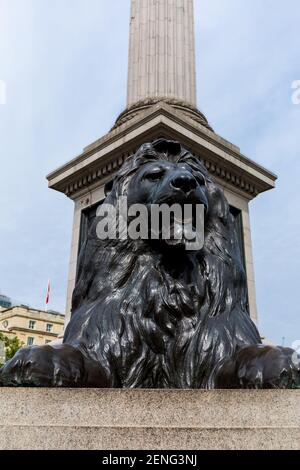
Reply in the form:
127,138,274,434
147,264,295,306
0,306,64,347
47,0,276,327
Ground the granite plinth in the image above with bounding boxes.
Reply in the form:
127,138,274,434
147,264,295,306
0,389,299,450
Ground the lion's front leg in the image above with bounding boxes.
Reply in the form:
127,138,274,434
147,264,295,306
215,345,300,389
0,343,108,387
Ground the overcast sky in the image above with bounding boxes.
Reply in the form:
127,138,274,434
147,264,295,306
0,0,299,347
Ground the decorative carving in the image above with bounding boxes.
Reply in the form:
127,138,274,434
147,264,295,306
1,140,298,388
64,150,260,198
113,97,213,131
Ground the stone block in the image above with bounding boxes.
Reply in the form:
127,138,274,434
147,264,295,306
0,389,299,450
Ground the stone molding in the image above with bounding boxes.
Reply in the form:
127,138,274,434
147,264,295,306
113,97,213,131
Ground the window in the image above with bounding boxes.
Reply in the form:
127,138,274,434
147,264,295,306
28,320,36,330
27,337,34,346
229,206,249,311
229,206,245,269
45,340,51,344
77,201,103,280
46,324,53,333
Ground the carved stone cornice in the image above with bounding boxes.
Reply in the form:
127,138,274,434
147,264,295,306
47,102,277,201
62,150,260,199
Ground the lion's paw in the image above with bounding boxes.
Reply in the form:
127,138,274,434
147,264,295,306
216,345,300,389
0,344,85,387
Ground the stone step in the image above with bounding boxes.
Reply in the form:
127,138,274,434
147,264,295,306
0,389,299,449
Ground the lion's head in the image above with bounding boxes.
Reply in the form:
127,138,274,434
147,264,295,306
103,139,209,250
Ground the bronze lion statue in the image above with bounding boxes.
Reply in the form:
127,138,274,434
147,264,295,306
1,139,299,388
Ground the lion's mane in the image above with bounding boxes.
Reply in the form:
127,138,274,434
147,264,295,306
65,139,261,388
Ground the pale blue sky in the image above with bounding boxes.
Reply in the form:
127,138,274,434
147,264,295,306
0,0,299,346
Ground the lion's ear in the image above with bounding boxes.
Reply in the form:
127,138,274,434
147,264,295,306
104,179,114,197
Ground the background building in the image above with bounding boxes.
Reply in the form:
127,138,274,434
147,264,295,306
0,303,64,347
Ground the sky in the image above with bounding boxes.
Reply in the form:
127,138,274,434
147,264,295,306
0,0,299,347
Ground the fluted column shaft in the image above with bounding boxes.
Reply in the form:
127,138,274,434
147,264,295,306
127,0,197,107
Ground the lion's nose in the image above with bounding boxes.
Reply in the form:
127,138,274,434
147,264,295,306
170,172,197,194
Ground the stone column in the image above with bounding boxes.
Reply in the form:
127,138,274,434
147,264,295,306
127,0,197,107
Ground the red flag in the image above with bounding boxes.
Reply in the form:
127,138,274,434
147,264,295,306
45,280,51,306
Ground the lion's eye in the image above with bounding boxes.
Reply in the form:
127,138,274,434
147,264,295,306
144,169,165,181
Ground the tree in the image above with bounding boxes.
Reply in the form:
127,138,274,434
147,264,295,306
0,332,24,366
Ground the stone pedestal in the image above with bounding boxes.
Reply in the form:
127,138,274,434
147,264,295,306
0,389,299,450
